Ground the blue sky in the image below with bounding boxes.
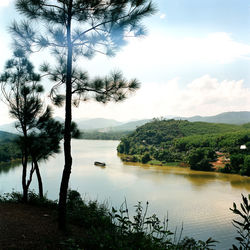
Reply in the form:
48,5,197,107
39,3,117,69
0,0,250,123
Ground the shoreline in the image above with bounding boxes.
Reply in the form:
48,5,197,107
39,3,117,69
118,153,250,177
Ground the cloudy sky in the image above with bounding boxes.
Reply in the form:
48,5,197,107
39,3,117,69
0,0,250,124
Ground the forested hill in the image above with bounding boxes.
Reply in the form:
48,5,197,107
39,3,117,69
0,131,17,141
0,131,20,163
119,119,245,147
117,119,250,174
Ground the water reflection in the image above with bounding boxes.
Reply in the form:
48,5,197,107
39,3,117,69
0,161,21,174
0,139,249,250
122,161,250,191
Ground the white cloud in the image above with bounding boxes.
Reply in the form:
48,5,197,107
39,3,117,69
116,32,250,67
160,13,166,19
150,75,250,117
80,31,250,86
63,75,250,121
179,75,250,116
1,74,250,125
0,0,12,7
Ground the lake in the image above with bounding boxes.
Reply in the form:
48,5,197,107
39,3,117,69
0,139,250,249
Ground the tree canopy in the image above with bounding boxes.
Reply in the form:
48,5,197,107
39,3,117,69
117,119,250,174
12,0,156,229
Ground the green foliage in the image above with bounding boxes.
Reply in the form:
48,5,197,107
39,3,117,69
12,0,156,227
0,190,56,208
176,237,217,250
117,119,250,173
28,110,64,161
240,156,250,176
148,160,163,165
45,60,141,107
0,140,21,163
0,189,217,249
1,49,44,132
0,161,21,175
13,0,156,54
141,152,151,164
0,131,17,142
120,154,141,162
188,148,214,171
66,190,216,250
12,0,154,108
219,163,232,173
230,194,250,250
0,50,64,201
230,154,245,173
0,191,23,203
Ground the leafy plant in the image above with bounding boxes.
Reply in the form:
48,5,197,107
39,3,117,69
0,190,56,208
1,190,217,249
230,194,250,250
109,200,216,249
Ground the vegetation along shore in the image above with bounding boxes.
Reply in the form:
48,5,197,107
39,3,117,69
117,119,250,176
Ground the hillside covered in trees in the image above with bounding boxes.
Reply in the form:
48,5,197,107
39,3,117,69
0,131,20,163
117,119,250,175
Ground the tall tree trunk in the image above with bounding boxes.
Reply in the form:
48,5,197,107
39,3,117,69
22,130,28,203
22,157,28,202
22,180,28,202
58,0,73,230
34,160,43,199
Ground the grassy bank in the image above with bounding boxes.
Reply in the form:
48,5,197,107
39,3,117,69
1,190,249,249
0,190,218,250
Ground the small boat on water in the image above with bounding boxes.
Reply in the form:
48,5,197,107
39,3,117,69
94,161,106,167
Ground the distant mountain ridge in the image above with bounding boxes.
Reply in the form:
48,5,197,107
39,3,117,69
107,119,151,132
174,111,250,125
0,130,17,141
76,118,123,130
0,111,250,134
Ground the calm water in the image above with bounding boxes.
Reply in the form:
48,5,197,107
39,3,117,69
1,139,250,249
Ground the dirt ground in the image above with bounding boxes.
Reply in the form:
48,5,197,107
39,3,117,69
0,203,67,250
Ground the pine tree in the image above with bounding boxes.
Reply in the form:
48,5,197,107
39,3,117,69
11,0,156,229
27,108,64,199
0,49,64,201
1,49,45,202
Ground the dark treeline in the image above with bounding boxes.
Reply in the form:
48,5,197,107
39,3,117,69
0,132,21,163
117,119,250,175
79,130,131,140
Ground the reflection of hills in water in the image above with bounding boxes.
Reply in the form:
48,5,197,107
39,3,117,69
182,172,250,191
229,178,250,191
122,162,250,191
0,161,21,174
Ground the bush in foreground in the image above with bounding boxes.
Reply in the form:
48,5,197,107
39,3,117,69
0,190,218,249
230,194,250,250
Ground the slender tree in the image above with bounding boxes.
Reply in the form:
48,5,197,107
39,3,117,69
0,49,44,202
12,0,156,229
0,50,64,201
28,108,64,198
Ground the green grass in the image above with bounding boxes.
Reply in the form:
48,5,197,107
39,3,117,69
0,190,218,250
148,160,181,167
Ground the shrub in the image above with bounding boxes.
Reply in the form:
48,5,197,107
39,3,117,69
230,194,250,250
187,148,213,171
219,163,232,173
240,156,250,176
141,152,151,164
230,154,244,173
1,190,217,249
0,190,56,208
